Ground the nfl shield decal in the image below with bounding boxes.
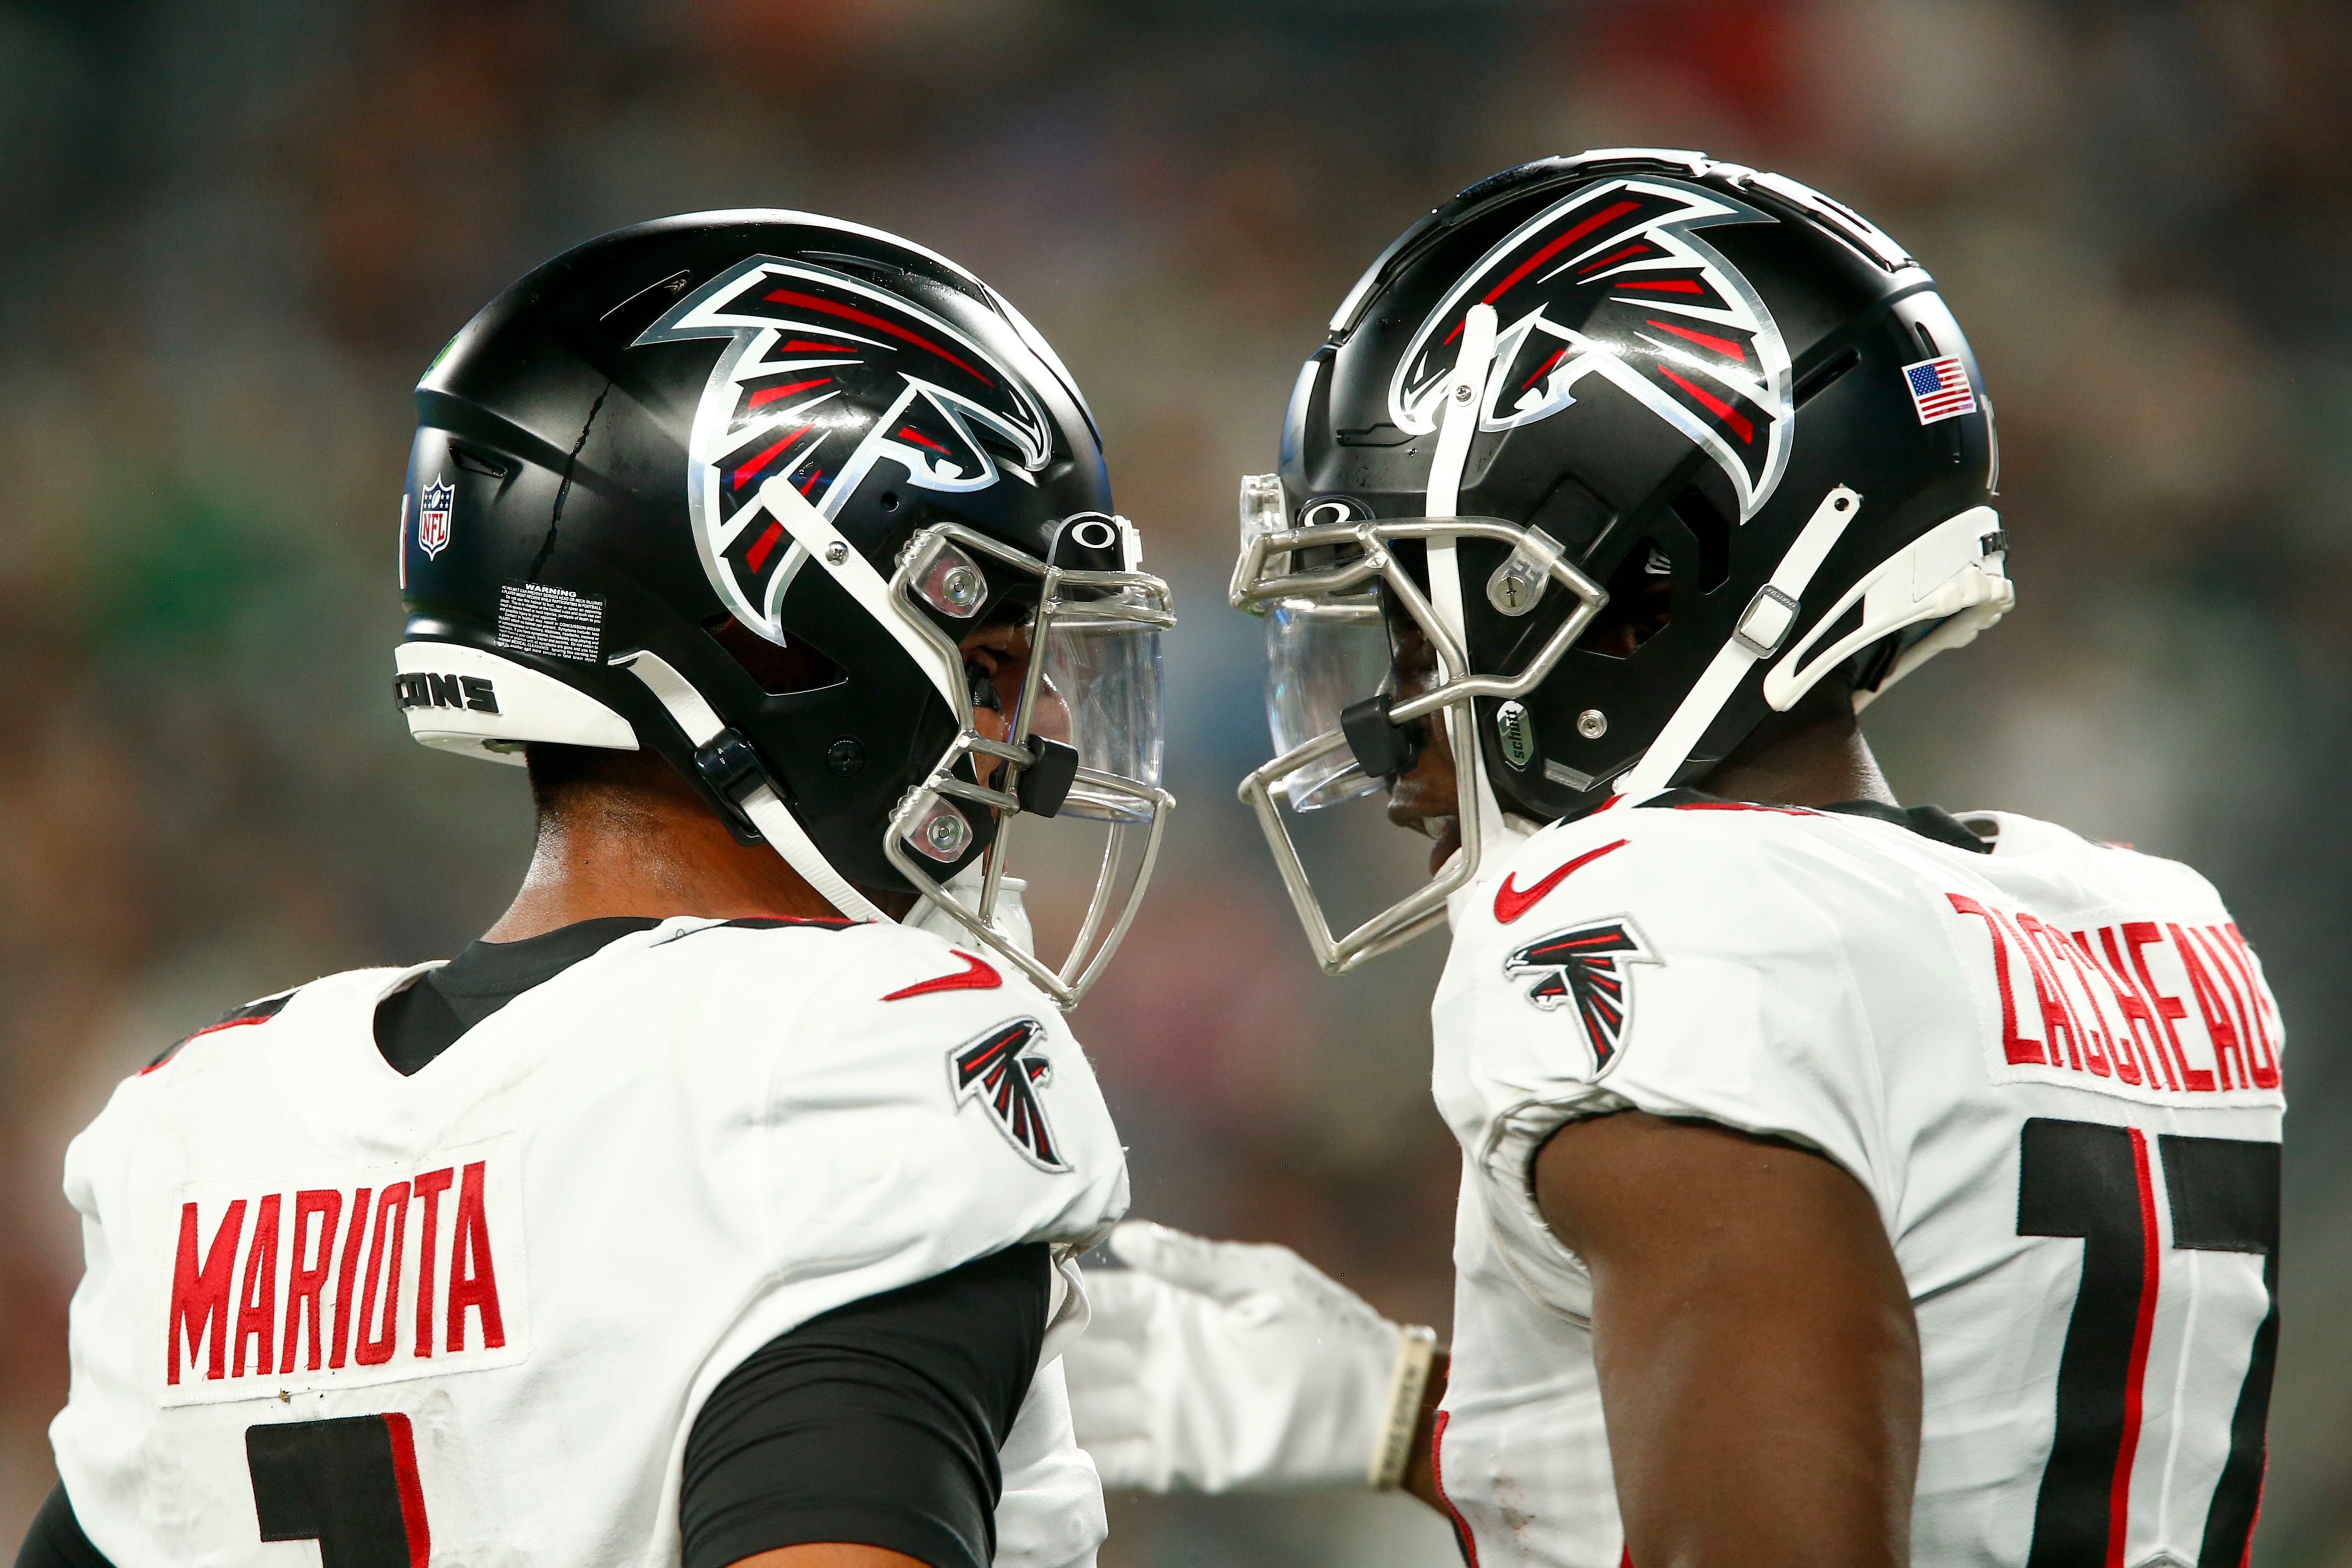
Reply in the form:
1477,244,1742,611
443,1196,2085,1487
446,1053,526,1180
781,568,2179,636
1504,918,1659,1076
416,475,455,559
948,1018,1068,1172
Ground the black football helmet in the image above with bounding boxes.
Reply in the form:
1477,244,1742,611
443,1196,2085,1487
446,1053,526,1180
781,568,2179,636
1230,151,2011,970
395,211,1173,1005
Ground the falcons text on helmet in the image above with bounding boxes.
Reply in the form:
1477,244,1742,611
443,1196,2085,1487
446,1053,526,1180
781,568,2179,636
634,255,1053,642
1391,177,1794,521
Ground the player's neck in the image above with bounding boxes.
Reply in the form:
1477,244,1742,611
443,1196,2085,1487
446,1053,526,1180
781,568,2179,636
483,783,842,942
1698,697,1897,811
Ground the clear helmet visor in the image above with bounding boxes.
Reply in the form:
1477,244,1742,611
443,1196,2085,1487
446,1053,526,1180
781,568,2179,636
1265,592,1390,809
1038,588,1166,823
884,521,1176,1009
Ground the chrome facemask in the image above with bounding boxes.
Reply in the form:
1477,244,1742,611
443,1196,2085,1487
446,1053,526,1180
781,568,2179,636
883,516,1176,1007
1232,300,2013,978
1231,481,1608,973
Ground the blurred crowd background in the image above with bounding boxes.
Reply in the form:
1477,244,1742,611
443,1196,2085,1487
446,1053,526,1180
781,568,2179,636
4,0,2350,1562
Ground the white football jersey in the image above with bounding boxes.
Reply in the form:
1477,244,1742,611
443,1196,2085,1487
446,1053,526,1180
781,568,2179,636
50,916,1130,1568
1430,799,2284,1568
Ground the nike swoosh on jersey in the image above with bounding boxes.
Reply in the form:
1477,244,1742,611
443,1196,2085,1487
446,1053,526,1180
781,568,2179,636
1493,838,1629,925
881,950,1003,1001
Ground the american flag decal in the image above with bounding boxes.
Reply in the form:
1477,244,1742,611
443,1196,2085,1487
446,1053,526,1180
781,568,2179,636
1902,355,1976,425
948,1018,1068,1173
1503,918,1658,1075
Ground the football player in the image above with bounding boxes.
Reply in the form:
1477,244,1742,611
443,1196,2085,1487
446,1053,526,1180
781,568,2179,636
19,213,1177,1568
1071,151,2284,1568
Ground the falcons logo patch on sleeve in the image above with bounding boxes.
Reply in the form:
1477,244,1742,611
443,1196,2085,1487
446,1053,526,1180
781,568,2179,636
1504,920,1658,1076
948,1018,1069,1173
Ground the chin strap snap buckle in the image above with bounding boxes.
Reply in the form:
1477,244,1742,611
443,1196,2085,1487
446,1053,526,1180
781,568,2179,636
692,728,789,840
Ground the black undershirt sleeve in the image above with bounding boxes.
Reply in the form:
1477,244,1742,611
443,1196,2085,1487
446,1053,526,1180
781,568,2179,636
680,1242,1052,1568
13,1487,115,1568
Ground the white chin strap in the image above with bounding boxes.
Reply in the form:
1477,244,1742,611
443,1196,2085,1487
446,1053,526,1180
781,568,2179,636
1614,483,1862,799
617,650,890,924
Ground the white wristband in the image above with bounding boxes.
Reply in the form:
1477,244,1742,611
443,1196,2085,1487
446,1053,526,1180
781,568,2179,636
1368,1325,1439,1490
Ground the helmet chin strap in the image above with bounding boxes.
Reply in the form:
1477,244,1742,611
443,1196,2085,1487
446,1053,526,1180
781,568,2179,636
617,650,891,924
1613,482,1862,800
1422,303,1511,869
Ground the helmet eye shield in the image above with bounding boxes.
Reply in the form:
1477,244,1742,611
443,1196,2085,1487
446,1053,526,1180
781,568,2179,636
1235,484,1608,809
1230,475,1610,972
885,519,1175,1004
1263,591,1392,809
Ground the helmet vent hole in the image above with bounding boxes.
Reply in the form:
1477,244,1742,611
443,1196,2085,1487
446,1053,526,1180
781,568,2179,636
1793,347,1860,408
704,614,848,696
1667,485,1731,592
451,447,510,479
1582,539,1675,661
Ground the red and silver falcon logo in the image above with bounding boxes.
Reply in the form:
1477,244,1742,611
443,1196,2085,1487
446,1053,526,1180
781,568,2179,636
948,1018,1068,1173
1503,918,1658,1074
1391,177,1793,521
635,254,1052,642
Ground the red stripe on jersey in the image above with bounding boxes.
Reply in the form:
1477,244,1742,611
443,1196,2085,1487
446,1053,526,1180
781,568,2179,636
141,1014,263,1075
385,1413,432,1568
1668,800,1816,816
1429,1410,1482,1568
2109,1129,2160,1568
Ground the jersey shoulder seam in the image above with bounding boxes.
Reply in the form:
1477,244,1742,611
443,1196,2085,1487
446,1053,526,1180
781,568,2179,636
140,985,306,1076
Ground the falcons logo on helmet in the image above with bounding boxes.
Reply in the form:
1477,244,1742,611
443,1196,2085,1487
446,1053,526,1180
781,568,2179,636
1503,919,1658,1074
948,1018,1068,1172
634,255,1052,642
1392,177,1793,521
